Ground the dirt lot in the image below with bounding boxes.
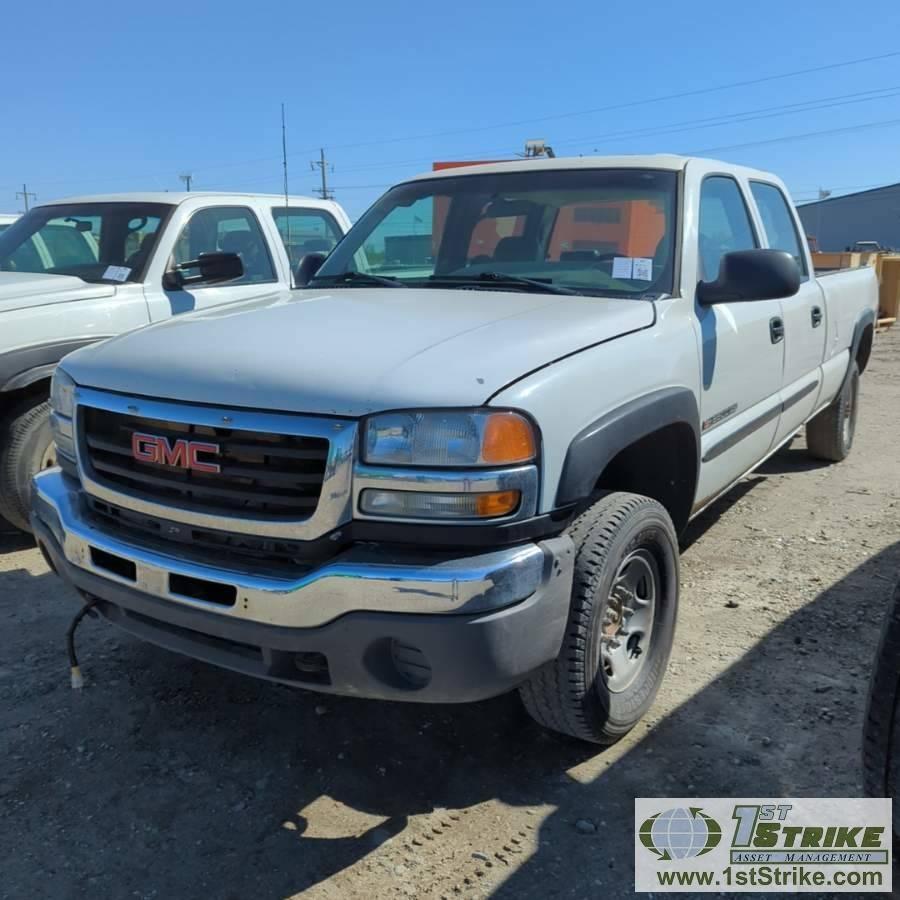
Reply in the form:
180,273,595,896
1,331,898,900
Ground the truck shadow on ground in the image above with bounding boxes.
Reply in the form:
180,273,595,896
2,542,897,898
757,445,833,476
0,522,35,555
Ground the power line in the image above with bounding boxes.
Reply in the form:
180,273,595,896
292,48,900,156
4,48,899,199
559,86,900,152
21,46,900,196
331,84,900,175
686,115,900,155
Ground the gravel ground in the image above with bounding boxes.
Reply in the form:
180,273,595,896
1,331,898,899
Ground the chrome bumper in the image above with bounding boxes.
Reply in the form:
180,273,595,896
33,469,573,630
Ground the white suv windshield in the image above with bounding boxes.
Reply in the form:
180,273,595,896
0,202,174,284
314,168,678,297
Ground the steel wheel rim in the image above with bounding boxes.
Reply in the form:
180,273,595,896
843,377,857,446
40,440,57,471
600,548,659,693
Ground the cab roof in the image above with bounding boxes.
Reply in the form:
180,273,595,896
402,154,776,183
40,191,331,206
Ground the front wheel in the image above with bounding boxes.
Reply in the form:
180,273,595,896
0,397,55,533
519,492,679,744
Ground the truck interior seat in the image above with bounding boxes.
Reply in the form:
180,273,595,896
493,236,536,262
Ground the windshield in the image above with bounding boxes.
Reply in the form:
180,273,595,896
0,202,174,284
314,168,678,297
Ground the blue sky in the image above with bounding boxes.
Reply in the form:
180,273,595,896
2,0,899,219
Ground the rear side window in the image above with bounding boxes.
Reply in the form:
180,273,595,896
750,182,808,277
271,207,344,273
172,206,275,286
698,176,758,281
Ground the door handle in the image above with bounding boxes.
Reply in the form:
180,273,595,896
811,306,823,328
770,316,785,344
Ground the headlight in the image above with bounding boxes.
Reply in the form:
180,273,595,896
50,368,76,419
363,409,537,467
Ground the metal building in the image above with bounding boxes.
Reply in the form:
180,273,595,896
797,182,900,252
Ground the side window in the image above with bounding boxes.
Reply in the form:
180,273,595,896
171,206,275,286
750,182,808,277
698,177,758,282
271,207,344,272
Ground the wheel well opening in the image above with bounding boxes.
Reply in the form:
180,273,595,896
593,423,698,534
0,378,52,421
856,324,873,374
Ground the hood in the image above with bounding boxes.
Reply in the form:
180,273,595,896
63,287,655,417
0,272,116,314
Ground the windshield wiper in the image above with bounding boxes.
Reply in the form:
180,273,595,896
312,270,407,288
427,272,577,296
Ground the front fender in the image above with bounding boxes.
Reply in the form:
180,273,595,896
555,387,700,505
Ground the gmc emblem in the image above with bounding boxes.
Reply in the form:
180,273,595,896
131,432,221,474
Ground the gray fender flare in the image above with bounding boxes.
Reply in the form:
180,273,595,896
848,307,875,378
0,337,111,393
555,386,700,506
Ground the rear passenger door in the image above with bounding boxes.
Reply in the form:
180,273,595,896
156,206,280,317
693,175,785,507
749,181,826,446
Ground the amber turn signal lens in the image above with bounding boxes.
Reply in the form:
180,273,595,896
474,490,520,517
481,413,536,465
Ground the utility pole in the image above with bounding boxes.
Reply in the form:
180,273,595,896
179,173,193,192
16,184,36,212
310,149,333,200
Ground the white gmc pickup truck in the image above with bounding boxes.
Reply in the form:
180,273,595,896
0,192,350,531
33,156,877,744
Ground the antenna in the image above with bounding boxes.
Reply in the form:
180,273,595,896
281,103,292,274
281,103,290,208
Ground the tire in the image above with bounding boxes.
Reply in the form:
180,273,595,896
806,361,859,462
0,397,55,534
863,578,900,839
519,492,679,744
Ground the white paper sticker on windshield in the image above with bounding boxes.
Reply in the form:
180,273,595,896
632,257,653,281
103,265,131,282
612,257,633,279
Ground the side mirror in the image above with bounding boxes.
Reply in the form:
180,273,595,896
697,249,800,305
163,251,243,290
295,252,327,287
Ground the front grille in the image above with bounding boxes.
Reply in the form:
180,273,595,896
82,407,329,519
86,497,334,572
